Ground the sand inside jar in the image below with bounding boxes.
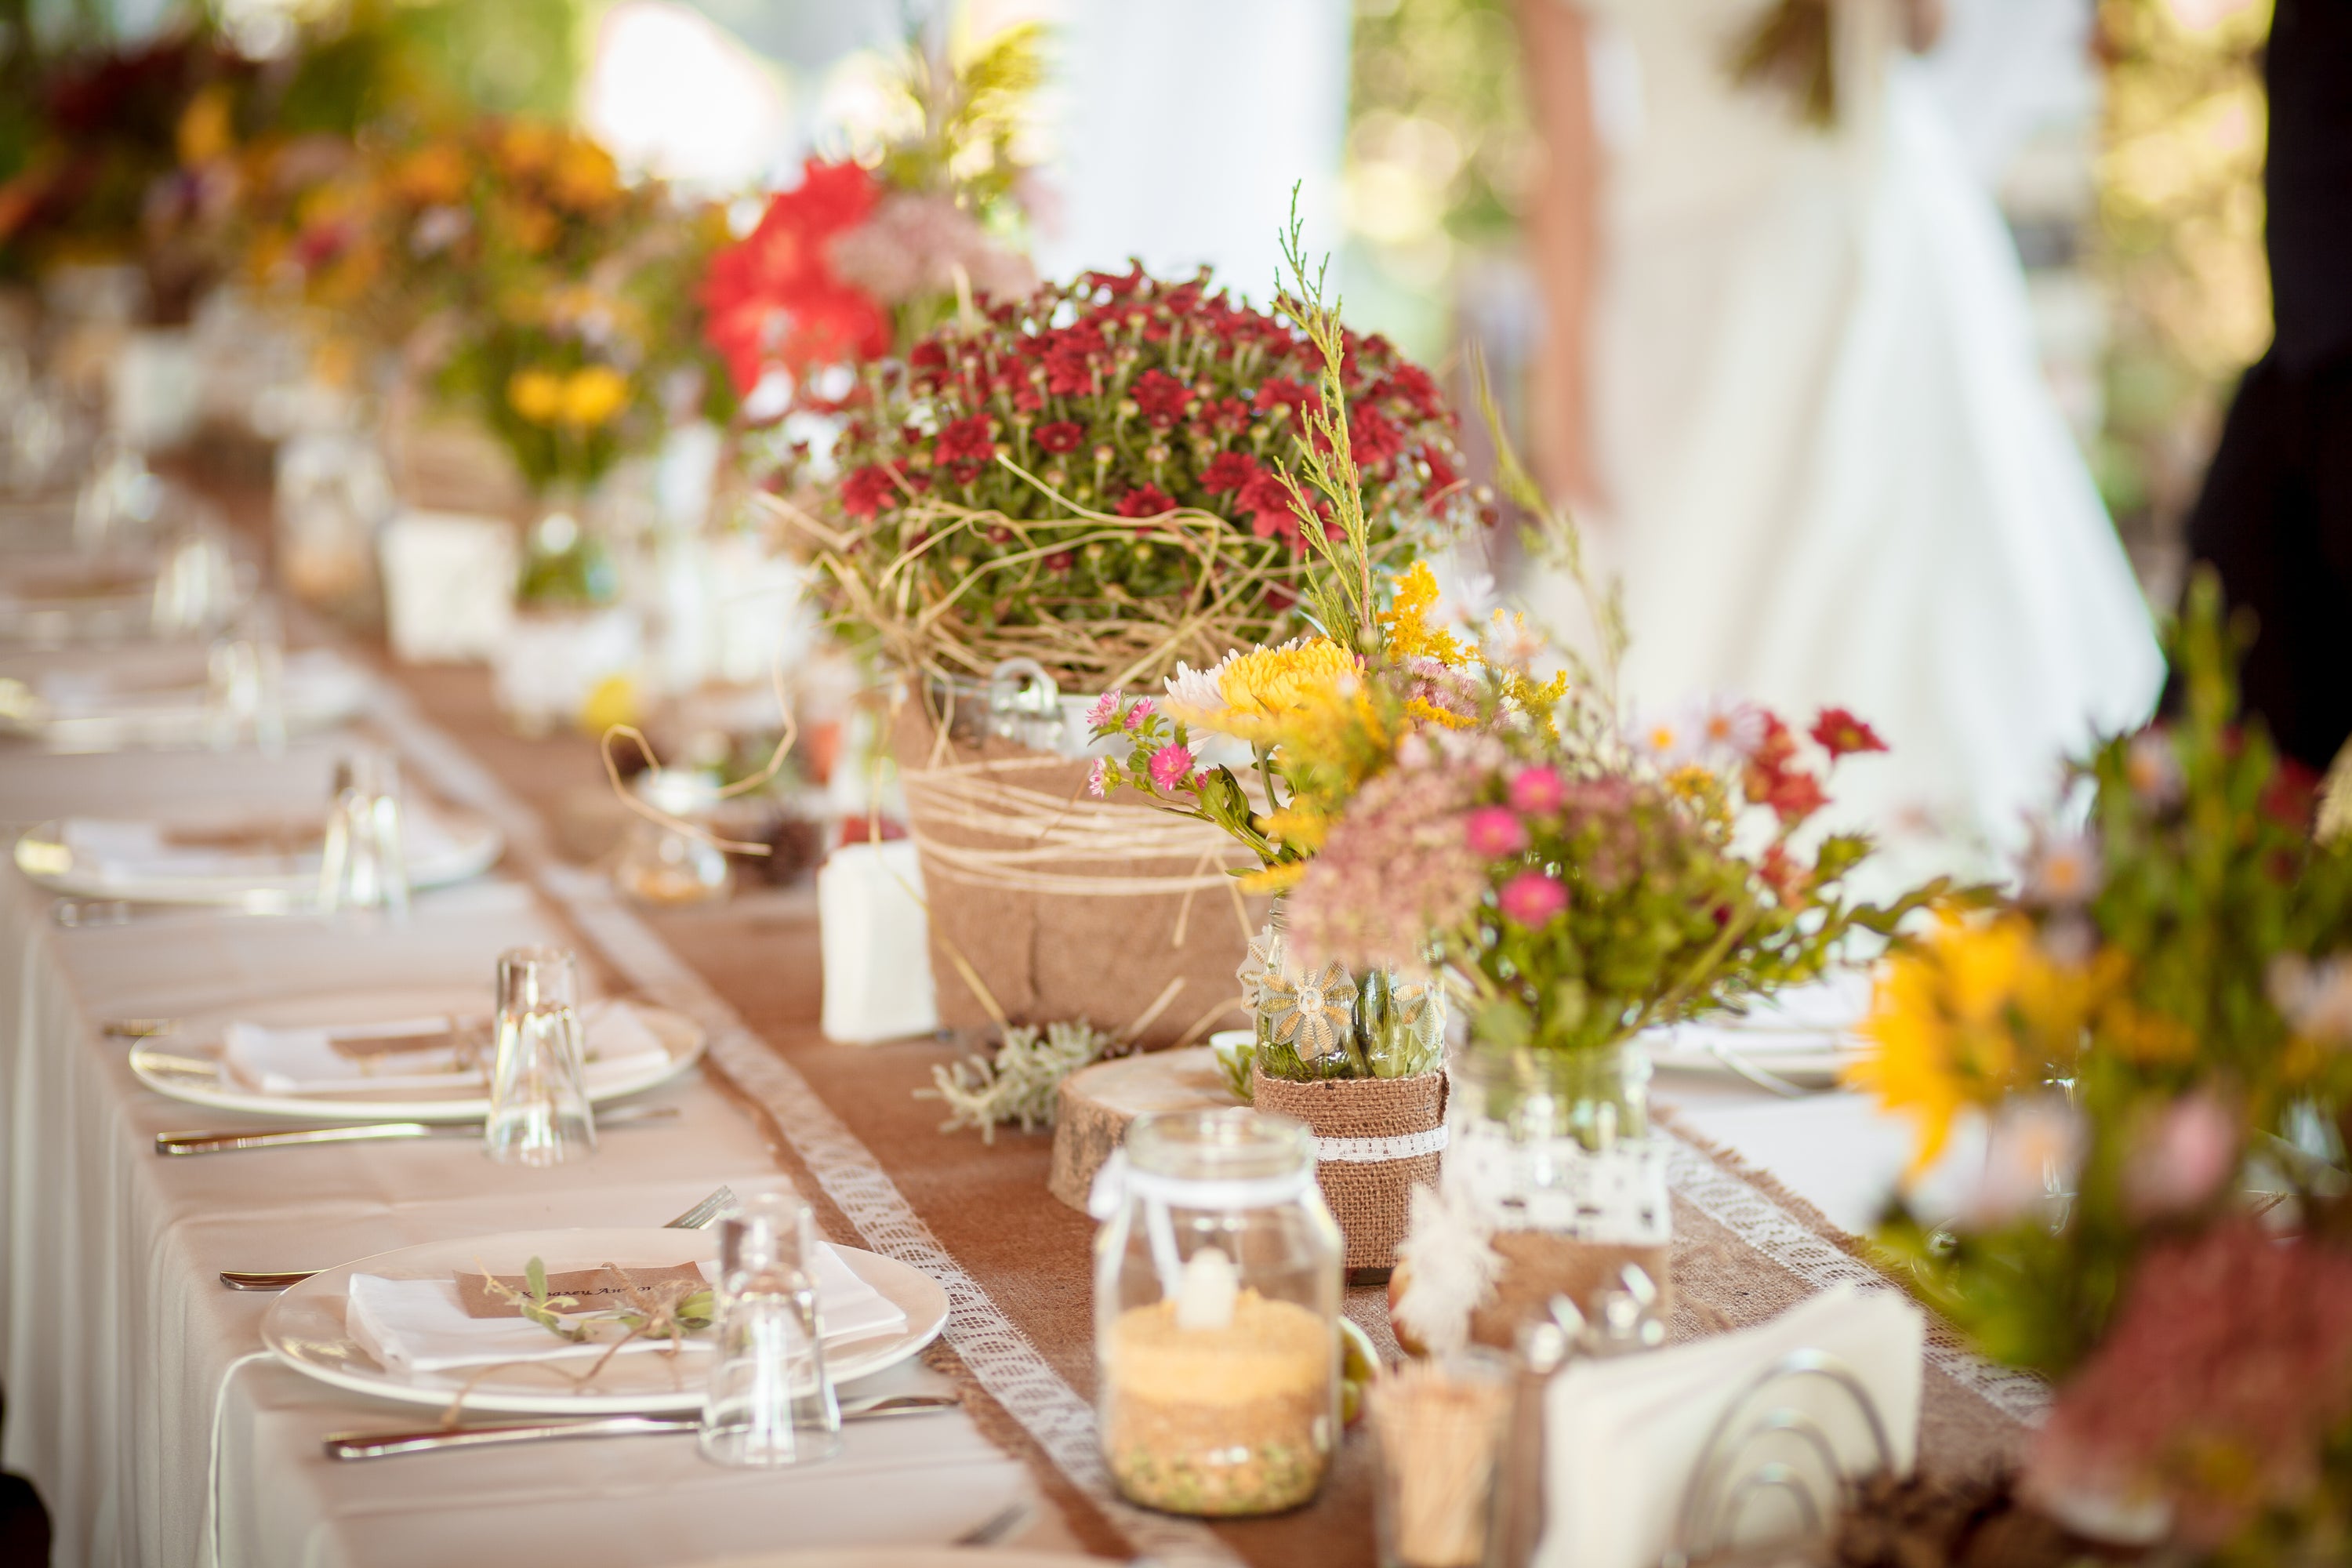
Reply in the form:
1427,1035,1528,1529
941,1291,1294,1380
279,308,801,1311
1105,1288,1333,1515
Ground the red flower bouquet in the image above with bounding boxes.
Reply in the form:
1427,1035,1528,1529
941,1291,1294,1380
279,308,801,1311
765,263,1475,690
699,158,891,398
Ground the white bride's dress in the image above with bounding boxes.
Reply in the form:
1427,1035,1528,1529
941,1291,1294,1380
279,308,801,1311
1546,0,2161,871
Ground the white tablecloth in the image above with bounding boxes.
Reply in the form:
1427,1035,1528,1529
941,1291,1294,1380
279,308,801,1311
0,696,1040,1566
0,644,1947,1567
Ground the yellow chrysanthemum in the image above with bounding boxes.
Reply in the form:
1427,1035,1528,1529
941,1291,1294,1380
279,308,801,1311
498,121,559,176
559,365,630,427
507,368,565,424
1172,637,1362,744
1238,861,1307,896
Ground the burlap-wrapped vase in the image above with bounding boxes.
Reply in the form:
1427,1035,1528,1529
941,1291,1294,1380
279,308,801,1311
890,701,1261,1051
1250,1064,1447,1272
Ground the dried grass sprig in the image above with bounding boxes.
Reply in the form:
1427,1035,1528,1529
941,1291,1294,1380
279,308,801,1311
760,466,1429,693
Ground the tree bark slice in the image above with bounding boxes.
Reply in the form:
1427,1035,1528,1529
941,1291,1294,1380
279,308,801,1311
1048,1047,1240,1212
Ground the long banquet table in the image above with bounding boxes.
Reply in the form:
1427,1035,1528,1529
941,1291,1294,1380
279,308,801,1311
1,483,2041,1568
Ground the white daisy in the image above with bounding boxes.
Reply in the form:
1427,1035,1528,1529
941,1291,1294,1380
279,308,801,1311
1162,652,1237,721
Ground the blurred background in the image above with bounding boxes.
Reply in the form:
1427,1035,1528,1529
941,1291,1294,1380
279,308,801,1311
2,0,2274,603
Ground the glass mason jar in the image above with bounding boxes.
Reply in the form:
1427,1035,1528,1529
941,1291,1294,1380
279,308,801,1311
1244,902,1446,1083
1093,1109,1344,1516
615,769,733,906
1446,1039,1671,1350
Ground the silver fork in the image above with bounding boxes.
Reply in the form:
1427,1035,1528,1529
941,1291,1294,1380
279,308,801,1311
217,1184,739,1292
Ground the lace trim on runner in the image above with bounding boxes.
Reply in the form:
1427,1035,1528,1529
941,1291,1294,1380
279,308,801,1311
1662,1131,2051,1425
365,684,1239,1568
1316,1127,1449,1163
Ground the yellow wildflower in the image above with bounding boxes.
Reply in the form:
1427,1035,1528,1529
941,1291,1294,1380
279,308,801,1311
497,121,559,176
507,369,565,424
1846,913,2040,1174
498,198,559,256
550,139,621,211
1238,861,1307,896
1261,806,1330,855
176,85,234,166
1380,561,1469,667
391,142,467,206
579,673,637,733
559,366,630,427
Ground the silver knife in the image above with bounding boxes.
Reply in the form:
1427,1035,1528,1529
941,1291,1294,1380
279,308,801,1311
155,1102,678,1156
324,1393,961,1459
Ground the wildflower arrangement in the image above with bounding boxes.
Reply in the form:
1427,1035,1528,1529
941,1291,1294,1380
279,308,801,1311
0,30,261,321
271,117,733,495
765,252,1474,691
702,25,1043,398
1840,574,2352,1556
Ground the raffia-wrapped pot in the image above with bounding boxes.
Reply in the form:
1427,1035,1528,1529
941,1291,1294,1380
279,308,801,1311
889,684,1261,1051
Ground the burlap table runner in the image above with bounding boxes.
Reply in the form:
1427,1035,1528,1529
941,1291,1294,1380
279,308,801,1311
325,603,2041,1568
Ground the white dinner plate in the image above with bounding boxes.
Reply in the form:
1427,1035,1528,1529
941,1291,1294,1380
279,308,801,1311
0,645,370,747
129,988,706,1121
262,1228,950,1415
1646,975,1875,1088
13,798,503,904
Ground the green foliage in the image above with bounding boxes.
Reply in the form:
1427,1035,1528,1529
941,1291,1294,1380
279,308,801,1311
921,1019,1123,1141
1869,569,2352,1381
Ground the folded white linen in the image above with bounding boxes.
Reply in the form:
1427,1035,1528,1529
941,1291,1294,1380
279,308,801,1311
222,999,671,1096
1537,1283,1923,1568
60,796,469,884
37,648,358,717
345,1243,909,1374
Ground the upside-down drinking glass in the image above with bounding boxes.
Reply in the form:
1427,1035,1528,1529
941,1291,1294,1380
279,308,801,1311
699,1192,840,1468
316,746,408,916
483,946,597,1166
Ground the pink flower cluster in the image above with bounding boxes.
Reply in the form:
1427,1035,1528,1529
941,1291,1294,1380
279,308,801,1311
2027,1221,2352,1547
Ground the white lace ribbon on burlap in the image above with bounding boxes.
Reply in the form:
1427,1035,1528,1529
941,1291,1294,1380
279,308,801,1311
1313,1126,1448,1163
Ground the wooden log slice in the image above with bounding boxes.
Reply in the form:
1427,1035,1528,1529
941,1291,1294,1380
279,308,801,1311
1047,1047,1241,1212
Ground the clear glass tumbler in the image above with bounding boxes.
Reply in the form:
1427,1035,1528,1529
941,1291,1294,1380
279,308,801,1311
699,1192,841,1468
484,946,597,1166
205,600,286,754
317,746,408,916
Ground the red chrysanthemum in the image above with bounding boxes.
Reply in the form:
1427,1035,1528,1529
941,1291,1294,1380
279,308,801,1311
1253,376,1314,419
839,463,903,519
1236,471,1302,543
1131,368,1190,426
1033,420,1083,455
1349,404,1406,471
1116,485,1176,519
1200,451,1261,493
1809,707,1888,758
935,416,996,466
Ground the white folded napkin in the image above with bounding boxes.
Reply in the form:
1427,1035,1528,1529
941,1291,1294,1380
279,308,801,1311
36,648,357,717
222,998,670,1096
345,1243,909,1375
1537,1283,1923,1568
61,797,467,885
817,841,939,1044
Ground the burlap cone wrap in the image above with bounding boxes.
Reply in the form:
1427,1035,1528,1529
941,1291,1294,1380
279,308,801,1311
1250,1064,1446,1271
891,702,1261,1051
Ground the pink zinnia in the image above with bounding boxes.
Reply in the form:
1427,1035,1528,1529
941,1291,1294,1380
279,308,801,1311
1147,742,1196,792
1086,758,1109,798
1084,689,1122,730
1463,806,1528,858
1508,765,1566,815
1497,870,1568,927
1124,697,1155,731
